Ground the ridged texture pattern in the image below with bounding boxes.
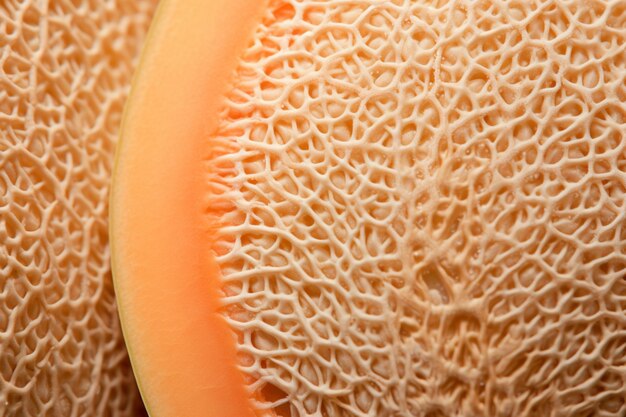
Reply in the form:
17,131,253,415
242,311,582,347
0,1,156,416
210,0,626,416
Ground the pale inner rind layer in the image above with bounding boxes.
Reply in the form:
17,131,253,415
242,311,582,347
210,1,626,416
0,1,156,416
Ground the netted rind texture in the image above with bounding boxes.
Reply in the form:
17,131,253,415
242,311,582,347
211,1,626,416
0,1,156,416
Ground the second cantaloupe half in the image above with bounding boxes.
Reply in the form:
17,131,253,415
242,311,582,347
112,0,626,416
1,1,156,415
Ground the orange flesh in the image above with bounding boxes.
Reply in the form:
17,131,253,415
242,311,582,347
110,1,266,416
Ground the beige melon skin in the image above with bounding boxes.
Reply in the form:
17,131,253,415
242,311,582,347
213,0,626,416
0,1,156,416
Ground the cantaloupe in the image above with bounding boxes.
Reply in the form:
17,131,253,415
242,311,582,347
112,0,626,416
0,1,156,415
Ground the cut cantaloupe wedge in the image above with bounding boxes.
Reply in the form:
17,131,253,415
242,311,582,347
112,1,626,417
111,1,267,417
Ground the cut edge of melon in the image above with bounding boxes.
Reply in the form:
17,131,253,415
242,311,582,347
110,1,267,416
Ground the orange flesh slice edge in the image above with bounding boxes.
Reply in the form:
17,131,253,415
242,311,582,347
110,1,267,416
